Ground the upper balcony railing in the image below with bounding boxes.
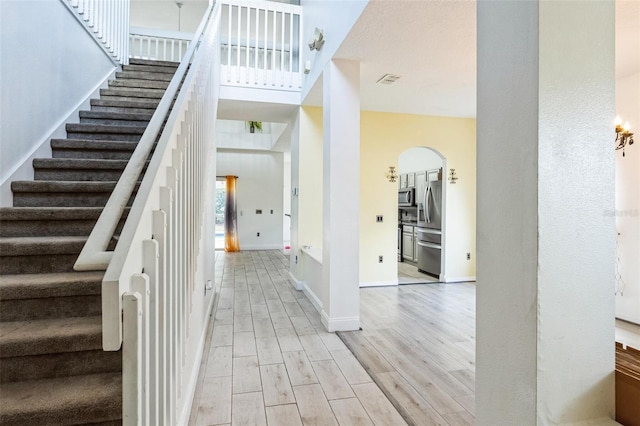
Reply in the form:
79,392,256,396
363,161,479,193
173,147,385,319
125,0,303,92
220,0,303,91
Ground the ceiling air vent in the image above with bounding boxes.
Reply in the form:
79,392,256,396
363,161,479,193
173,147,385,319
376,73,401,85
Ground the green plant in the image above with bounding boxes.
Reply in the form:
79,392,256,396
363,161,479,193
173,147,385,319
246,120,263,133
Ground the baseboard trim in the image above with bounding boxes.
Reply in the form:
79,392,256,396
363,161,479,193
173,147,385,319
240,244,285,251
359,280,398,288
444,276,476,283
288,271,304,291
302,283,323,313
321,311,360,332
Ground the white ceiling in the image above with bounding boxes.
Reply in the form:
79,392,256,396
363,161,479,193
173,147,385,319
304,0,639,118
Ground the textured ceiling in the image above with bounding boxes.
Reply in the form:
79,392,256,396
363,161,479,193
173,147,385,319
304,0,639,119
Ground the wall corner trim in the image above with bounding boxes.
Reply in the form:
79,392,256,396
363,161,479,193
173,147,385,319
288,271,304,291
359,280,398,288
320,312,360,332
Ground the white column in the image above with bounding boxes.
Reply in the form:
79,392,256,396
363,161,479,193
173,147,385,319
321,59,360,332
477,0,615,424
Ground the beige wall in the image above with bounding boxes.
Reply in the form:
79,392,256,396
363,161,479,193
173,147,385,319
298,107,477,285
360,111,477,284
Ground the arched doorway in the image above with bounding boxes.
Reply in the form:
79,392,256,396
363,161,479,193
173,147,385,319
397,146,447,284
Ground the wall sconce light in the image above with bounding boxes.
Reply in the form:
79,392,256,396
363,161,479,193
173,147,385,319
615,115,634,157
308,28,325,51
386,166,398,183
448,168,458,184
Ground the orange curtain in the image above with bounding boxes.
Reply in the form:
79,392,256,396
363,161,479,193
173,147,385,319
224,176,240,252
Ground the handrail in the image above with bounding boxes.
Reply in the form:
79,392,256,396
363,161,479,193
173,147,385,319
61,0,130,65
74,4,213,274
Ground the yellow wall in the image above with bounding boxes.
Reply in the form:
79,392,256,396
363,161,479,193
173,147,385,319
298,107,324,250
298,107,477,284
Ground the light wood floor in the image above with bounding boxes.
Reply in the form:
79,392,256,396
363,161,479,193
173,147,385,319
338,283,476,426
189,250,407,426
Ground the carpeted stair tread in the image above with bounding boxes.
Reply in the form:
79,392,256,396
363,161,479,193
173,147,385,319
0,271,103,300
0,206,106,220
109,78,170,90
66,123,146,135
0,235,87,256
79,110,154,121
129,57,179,67
34,158,131,170
91,97,160,110
0,316,102,357
0,372,121,425
116,70,175,82
11,180,118,193
100,87,166,99
51,139,139,151
122,64,179,74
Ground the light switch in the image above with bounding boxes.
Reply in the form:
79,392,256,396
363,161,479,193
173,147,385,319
376,215,383,223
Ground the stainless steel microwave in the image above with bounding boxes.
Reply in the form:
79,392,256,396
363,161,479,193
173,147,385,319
398,188,414,207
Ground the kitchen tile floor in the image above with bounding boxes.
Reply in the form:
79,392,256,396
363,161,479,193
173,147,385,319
188,250,406,426
397,261,438,284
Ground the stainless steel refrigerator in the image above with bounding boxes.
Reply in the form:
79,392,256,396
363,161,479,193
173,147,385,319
416,168,443,277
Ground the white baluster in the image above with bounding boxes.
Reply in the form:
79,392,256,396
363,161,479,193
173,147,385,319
122,292,142,425
166,166,178,426
131,273,150,426
236,5,241,82
271,7,276,86
227,3,232,80
263,7,268,85
280,11,285,86
255,6,259,83
156,194,171,425
246,5,250,83
289,11,293,87
142,239,159,425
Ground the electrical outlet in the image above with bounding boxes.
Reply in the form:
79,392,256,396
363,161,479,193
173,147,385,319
376,215,383,223
378,255,383,263
466,252,471,260
294,255,298,264
257,232,260,237
270,209,274,214
256,209,262,214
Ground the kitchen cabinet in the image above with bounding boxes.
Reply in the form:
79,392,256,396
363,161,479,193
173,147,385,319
402,225,415,262
400,174,408,188
407,173,415,188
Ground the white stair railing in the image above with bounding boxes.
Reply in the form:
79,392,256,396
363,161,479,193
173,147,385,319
129,27,193,63
220,0,303,90
62,0,130,65
74,1,221,423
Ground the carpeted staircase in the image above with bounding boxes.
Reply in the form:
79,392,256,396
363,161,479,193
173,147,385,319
0,59,178,425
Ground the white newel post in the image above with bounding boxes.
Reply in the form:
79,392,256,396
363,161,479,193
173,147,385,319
321,59,361,332
477,0,615,424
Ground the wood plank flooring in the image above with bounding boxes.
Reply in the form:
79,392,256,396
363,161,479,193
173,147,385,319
189,250,405,426
190,251,637,425
338,283,476,426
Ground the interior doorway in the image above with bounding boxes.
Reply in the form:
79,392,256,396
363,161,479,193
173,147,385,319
215,179,226,250
397,146,447,284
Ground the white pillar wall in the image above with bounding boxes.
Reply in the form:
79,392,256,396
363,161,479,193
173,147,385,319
289,111,303,286
477,0,615,424
321,59,361,332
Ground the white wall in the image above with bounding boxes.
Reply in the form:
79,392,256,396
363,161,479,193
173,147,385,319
299,0,367,102
0,0,117,205
217,149,284,250
615,71,640,324
130,0,208,33
398,147,444,175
